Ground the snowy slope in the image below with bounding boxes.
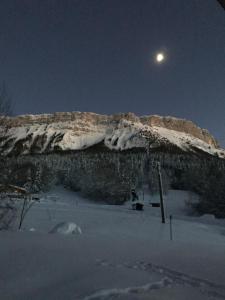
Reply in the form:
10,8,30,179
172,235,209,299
1,186,225,300
0,112,224,157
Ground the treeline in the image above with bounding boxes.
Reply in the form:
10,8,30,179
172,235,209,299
172,164,225,218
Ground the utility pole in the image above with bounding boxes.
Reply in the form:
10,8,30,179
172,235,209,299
142,132,165,222
157,162,165,223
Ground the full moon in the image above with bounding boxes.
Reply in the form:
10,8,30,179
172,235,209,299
156,52,165,63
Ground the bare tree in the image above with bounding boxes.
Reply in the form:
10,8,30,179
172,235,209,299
0,83,15,229
0,184,39,230
0,82,13,157
0,82,13,116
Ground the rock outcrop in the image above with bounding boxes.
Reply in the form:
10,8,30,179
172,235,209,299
0,112,222,156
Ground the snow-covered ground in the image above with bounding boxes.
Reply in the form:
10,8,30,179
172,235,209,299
0,186,225,300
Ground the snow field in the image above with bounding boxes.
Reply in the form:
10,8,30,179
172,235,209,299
0,186,225,299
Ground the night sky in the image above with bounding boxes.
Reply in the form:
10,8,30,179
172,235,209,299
0,0,225,145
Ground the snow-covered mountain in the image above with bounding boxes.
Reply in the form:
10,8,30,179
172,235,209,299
0,112,224,202
0,112,224,157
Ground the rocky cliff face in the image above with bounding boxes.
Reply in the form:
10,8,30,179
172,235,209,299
0,112,224,203
0,112,222,156
140,115,219,147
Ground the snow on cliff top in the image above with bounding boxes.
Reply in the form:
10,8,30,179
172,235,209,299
0,112,224,157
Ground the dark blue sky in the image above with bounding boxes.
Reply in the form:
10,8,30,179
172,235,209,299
0,0,225,145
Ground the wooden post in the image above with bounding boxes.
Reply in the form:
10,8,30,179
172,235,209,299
19,197,26,230
169,215,173,240
157,162,165,224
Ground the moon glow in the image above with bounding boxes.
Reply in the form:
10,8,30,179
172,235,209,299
156,53,165,63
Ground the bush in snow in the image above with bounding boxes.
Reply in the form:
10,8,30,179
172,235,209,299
194,167,225,218
173,165,225,218
0,194,17,230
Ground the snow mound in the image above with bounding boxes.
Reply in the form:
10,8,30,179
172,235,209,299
84,277,173,300
49,222,82,235
199,214,216,222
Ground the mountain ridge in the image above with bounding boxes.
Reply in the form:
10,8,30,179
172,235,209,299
0,112,223,158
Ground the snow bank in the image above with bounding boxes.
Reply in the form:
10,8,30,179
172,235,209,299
83,277,172,300
49,222,82,235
